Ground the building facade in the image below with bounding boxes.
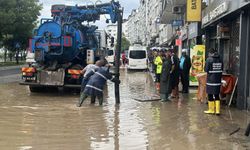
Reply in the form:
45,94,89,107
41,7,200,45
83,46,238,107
202,0,250,109
125,0,250,109
125,0,162,46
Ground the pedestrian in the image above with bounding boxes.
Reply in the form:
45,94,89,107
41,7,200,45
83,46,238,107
204,48,223,115
160,49,172,102
121,52,126,66
154,51,163,91
170,49,180,99
151,49,157,73
148,50,154,72
179,49,191,93
77,66,119,107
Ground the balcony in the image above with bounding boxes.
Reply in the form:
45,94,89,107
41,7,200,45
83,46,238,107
160,0,186,24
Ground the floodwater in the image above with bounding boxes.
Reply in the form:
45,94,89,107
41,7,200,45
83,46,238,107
0,69,249,150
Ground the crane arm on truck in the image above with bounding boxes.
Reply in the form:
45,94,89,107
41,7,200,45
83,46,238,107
51,1,120,24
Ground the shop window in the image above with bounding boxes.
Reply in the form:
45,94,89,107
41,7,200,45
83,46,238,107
229,17,240,76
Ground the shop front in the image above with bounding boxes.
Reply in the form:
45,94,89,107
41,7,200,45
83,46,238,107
202,1,250,109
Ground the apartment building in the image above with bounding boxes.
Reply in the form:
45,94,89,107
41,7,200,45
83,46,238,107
125,0,162,46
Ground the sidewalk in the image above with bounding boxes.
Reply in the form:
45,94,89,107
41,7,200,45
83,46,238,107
148,64,156,82
0,64,27,71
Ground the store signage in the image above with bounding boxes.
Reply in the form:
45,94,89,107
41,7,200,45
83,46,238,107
175,39,182,46
187,0,202,22
210,2,229,20
202,14,209,25
202,2,229,25
172,20,183,27
188,22,199,39
190,45,206,86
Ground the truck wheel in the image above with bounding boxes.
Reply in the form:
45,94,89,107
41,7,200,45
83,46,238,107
29,86,43,93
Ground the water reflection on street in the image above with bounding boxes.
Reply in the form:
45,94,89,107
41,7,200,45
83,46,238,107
0,69,249,150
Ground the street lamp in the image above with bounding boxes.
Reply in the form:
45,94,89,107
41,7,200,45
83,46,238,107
155,17,161,24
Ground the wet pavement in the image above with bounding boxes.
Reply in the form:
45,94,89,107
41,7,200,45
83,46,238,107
0,69,250,150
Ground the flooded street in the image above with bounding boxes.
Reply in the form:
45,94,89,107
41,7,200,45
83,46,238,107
0,69,250,150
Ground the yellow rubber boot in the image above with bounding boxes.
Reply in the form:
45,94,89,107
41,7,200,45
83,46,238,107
204,101,215,114
215,100,220,115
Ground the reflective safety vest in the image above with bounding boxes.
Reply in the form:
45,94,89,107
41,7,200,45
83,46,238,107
154,56,163,74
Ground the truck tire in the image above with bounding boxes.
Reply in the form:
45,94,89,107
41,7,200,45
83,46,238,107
29,86,44,93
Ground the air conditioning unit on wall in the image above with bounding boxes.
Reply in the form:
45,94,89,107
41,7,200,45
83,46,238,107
172,6,182,14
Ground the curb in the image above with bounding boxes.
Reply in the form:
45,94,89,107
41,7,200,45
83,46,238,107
148,65,155,82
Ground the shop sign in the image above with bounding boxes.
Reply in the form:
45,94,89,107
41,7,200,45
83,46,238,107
190,45,206,86
187,0,202,22
172,20,183,27
202,2,229,26
210,2,229,20
202,14,209,25
175,39,182,46
188,22,199,39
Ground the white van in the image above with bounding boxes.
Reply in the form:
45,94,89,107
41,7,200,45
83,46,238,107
105,49,114,64
127,44,148,70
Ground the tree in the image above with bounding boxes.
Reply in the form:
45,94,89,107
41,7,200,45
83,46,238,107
116,35,130,52
0,0,42,63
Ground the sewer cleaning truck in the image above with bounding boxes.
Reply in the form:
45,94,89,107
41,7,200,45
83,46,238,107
20,1,121,92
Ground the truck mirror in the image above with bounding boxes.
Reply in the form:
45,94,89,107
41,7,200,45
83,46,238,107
106,19,109,23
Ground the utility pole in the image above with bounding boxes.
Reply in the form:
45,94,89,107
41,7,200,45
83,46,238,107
114,7,123,104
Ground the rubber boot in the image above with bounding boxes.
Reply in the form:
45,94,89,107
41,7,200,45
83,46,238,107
215,100,220,115
245,123,250,136
90,96,96,104
98,97,103,106
77,93,87,107
204,101,215,114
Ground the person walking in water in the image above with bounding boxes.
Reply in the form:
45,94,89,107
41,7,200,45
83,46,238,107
80,60,105,92
170,49,180,99
204,48,223,115
160,49,172,102
179,49,191,93
77,66,119,107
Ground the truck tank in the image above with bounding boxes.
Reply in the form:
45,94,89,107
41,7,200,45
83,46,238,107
31,19,98,69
